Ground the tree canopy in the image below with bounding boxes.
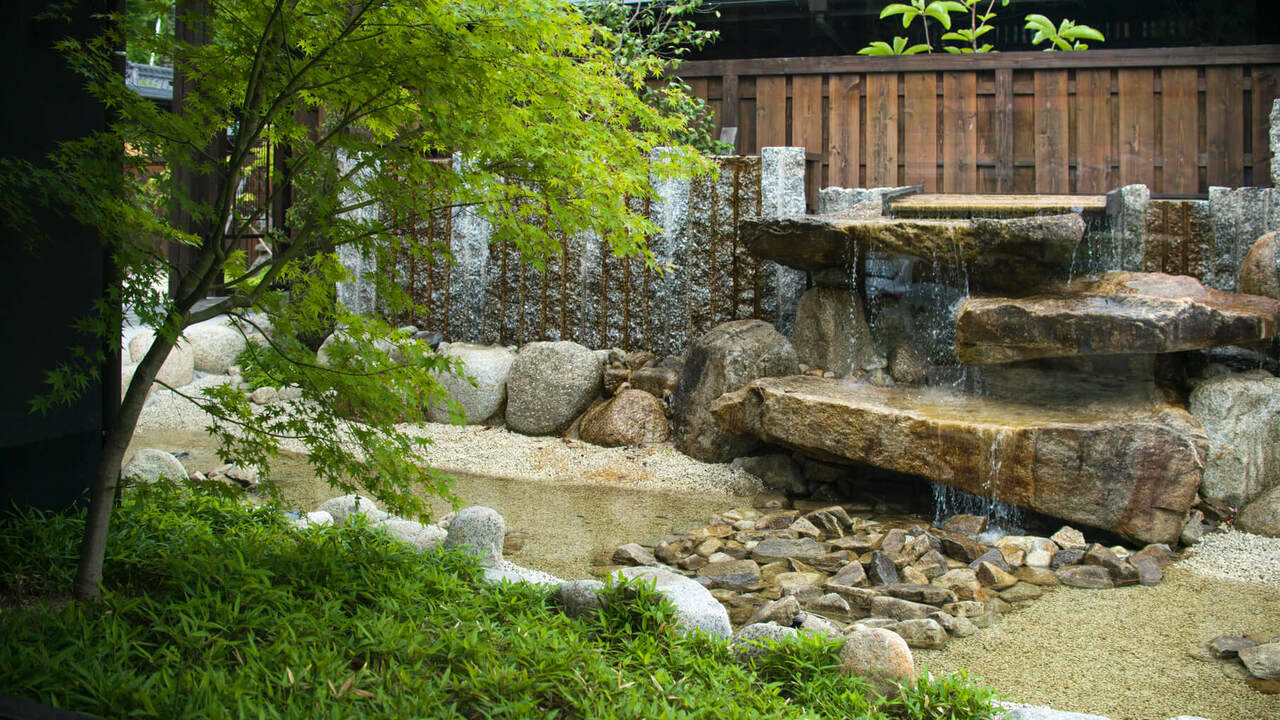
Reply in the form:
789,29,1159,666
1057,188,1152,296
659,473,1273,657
2,0,711,600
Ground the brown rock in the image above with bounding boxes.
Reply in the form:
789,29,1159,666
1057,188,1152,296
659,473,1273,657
941,535,987,563
975,561,1019,591
840,628,915,695
955,272,1280,364
1049,525,1088,551
1056,565,1114,589
827,560,868,589
1128,553,1163,585
697,559,762,592
1013,566,1061,586
580,389,669,447
886,618,949,649
751,538,827,564
1239,231,1280,300
867,551,900,586
1210,634,1258,659
811,550,855,574
870,596,936,620
745,595,803,627
933,569,982,601
998,582,1044,603
943,514,988,537
879,584,956,606
612,543,657,566
711,375,1206,545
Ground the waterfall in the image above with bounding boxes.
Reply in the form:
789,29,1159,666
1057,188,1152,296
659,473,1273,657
931,428,1024,534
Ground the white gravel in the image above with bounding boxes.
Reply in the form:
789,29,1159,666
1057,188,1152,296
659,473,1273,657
1179,529,1280,588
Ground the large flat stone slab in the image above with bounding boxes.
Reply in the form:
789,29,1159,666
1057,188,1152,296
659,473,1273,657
738,213,1084,272
711,376,1206,545
955,272,1280,364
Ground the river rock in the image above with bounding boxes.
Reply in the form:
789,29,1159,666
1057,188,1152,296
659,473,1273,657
579,389,670,446
612,543,657,566
376,518,446,553
1210,634,1258,659
732,622,800,662
840,628,915,695
791,286,884,375
956,272,1280,364
184,321,247,374
870,596,934,620
1056,565,1114,589
697,559,762,592
740,213,1084,272
121,448,189,484
866,551,900,586
1237,484,1280,537
615,566,731,638
554,579,605,619
751,537,827,564
673,319,799,462
886,618,948,649
711,375,1206,545
444,506,505,567
317,494,388,526
505,341,602,436
1239,231,1280,300
1189,370,1280,508
1049,526,1088,551
745,595,802,627
426,343,515,425
128,330,195,388
1239,642,1280,681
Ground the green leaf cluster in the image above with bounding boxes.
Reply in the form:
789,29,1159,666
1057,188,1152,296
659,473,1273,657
0,485,1000,718
858,0,1104,55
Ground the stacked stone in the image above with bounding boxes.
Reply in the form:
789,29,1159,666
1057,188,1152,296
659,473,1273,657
606,506,1179,650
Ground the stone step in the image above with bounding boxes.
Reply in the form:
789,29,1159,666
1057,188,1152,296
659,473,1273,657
955,272,1280,364
738,213,1084,272
888,192,1107,219
711,375,1206,545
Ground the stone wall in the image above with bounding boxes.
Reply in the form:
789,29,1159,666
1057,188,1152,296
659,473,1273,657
341,149,807,357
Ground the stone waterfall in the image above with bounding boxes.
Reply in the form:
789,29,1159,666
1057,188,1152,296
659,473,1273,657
713,199,1280,545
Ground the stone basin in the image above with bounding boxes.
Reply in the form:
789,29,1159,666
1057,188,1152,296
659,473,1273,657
955,272,1280,364
711,375,1207,545
738,212,1084,272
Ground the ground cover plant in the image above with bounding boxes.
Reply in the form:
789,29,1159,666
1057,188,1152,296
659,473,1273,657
0,484,998,719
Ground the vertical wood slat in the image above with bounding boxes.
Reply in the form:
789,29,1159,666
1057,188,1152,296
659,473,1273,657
721,74,741,153
994,68,1014,193
1034,70,1069,193
828,74,861,187
1205,66,1245,188
942,71,977,193
866,73,899,187
902,72,937,191
1118,69,1156,189
1161,67,1200,193
755,76,788,150
1075,69,1112,193
791,75,824,156
1253,67,1279,187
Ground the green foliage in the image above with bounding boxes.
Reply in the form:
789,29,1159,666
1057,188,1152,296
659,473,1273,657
0,486,999,719
859,0,1104,55
581,0,732,155
1024,14,1106,52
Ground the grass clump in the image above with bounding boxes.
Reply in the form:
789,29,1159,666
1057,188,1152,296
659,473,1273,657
0,485,997,719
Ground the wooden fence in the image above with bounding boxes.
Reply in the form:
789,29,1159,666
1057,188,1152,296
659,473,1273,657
676,46,1280,201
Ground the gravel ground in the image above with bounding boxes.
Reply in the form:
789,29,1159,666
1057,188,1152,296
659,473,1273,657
133,387,1280,720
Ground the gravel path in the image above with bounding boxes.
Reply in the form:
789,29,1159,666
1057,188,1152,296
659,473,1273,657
134,387,1280,719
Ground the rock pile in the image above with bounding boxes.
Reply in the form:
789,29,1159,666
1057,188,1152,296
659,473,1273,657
1206,634,1280,695
604,506,1181,653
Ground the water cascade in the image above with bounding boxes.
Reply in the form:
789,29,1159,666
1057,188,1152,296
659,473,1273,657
715,191,1280,545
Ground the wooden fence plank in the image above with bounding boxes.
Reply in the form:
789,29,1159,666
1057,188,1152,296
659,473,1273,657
1161,67,1199,193
866,73,899,187
1075,69,1111,193
903,72,937,191
828,74,861,188
1118,69,1156,189
721,74,741,153
993,68,1014,192
739,77,757,155
755,75,787,150
1253,67,1278,186
1034,70,1069,193
942,71,978,193
791,75,824,157
1205,67,1246,188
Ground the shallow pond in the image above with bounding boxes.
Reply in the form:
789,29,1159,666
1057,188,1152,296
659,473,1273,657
129,428,743,580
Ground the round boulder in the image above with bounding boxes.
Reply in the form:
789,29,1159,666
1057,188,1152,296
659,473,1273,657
1237,484,1280,537
614,566,731,638
426,343,515,425
840,627,915,695
128,330,195,389
505,341,602,436
579,389,670,447
121,448,188,484
316,494,387,527
184,321,247,374
731,622,800,663
553,579,606,619
673,320,799,462
376,518,447,553
444,505,506,567
1239,231,1279,300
